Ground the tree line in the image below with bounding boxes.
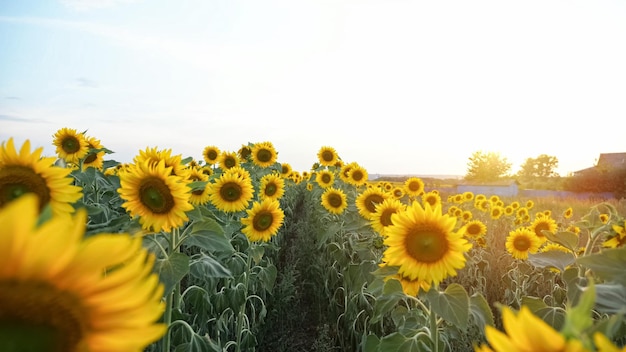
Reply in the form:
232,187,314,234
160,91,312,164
465,151,626,197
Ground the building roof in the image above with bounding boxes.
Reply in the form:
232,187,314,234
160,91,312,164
597,153,626,169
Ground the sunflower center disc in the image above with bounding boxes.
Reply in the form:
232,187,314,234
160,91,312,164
265,184,277,197
254,212,273,231
328,194,343,208
405,227,449,263
0,166,51,209
220,182,242,202
381,209,395,227
62,137,80,154
140,178,174,213
257,149,272,163
322,151,334,162
0,281,86,352
467,224,481,237
513,237,531,251
365,195,384,213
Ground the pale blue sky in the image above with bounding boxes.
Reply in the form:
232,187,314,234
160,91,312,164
1,0,625,176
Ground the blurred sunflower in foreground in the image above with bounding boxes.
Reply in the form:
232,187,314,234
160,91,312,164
0,194,166,351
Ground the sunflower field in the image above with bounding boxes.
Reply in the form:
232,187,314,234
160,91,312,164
1,128,626,352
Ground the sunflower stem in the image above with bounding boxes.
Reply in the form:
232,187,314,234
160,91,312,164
162,290,174,352
429,300,439,352
235,248,253,352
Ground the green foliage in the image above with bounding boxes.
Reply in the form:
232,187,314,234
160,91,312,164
517,154,560,179
465,151,512,182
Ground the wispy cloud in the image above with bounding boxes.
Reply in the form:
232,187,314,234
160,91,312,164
4,96,21,100
76,77,98,88
59,0,141,11
0,114,47,123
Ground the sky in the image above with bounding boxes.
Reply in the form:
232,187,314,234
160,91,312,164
1,0,625,177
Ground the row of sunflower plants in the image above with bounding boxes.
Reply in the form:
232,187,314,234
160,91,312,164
295,146,626,351
0,129,312,351
2,128,626,351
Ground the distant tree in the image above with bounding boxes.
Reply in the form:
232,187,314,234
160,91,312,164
465,151,512,182
517,154,560,179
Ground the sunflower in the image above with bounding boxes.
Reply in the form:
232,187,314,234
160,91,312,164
380,264,432,296
504,205,515,217
382,202,472,287
251,141,277,168
0,138,82,216
594,332,626,352
422,191,441,208
202,145,221,165
118,160,193,232
317,146,339,167
306,183,313,191
526,200,534,209
238,145,252,161
321,187,348,214
563,207,573,219
463,220,487,239
315,169,335,189
355,187,389,220
339,162,357,183
403,177,424,198
506,227,542,260
280,163,292,177
134,147,186,177
82,135,105,170
530,216,558,243
603,223,626,248
0,195,166,351
369,198,406,236
461,210,473,222
259,173,285,201
218,151,240,170
347,164,368,187
462,191,474,202
474,306,585,352
208,169,254,212
599,213,610,224
185,167,211,206
516,207,529,219
52,127,89,164
391,186,405,199
241,198,285,242
490,206,504,220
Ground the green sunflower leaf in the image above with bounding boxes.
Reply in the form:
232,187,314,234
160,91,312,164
425,283,470,330
154,252,190,295
543,231,580,252
528,251,576,272
577,247,626,285
469,292,494,333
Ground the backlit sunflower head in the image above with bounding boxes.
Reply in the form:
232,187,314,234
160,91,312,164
463,219,487,239
391,186,405,199
315,169,335,189
208,170,254,213
238,145,252,161
202,145,221,165
118,159,193,232
250,141,278,168
317,146,339,167
52,127,89,164
0,138,82,216
320,187,348,215
382,201,472,287
0,194,166,351
403,177,424,198
530,216,558,243
241,198,285,242
369,198,406,236
380,265,432,297
422,191,442,208
562,207,573,219
339,162,356,183
355,187,389,220
259,173,285,201
506,227,542,260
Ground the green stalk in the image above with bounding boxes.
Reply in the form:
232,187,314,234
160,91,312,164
429,301,439,352
236,250,253,352
161,228,180,352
